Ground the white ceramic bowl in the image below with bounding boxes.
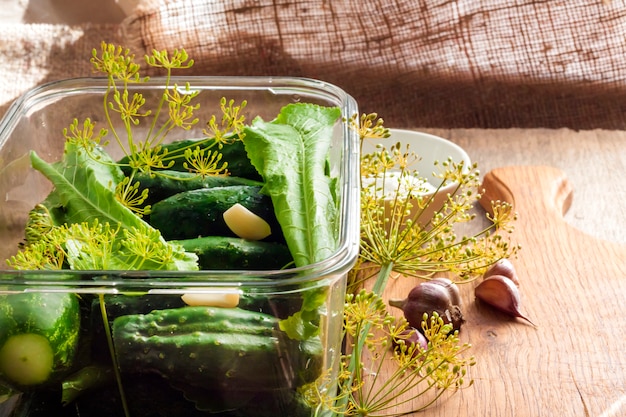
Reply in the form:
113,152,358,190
361,128,472,226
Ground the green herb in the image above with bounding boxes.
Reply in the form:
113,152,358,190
8,143,197,270
302,113,520,416
7,42,251,271
243,103,342,341
278,285,328,340
304,291,474,416
89,42,246,209
243,103,341,267
31,141,138,231
90,43,198,169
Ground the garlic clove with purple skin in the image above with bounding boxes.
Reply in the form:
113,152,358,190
474,274,535,326
392,327,428,361
483,258,520,286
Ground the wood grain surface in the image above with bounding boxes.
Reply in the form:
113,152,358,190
376,157,626,415
432,128,626,246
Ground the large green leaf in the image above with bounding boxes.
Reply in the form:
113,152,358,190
29,142,198,271
31,143,143,230
243,103,341,267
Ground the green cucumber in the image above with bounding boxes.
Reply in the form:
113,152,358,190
149,185,282,241
130,170,263,207
88,294,187,364
93,294,186,318
119,138,262,181
0,293,81,388
175,236,293,270
112,306,323,393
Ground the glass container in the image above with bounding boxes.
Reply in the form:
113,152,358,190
0,76,360,417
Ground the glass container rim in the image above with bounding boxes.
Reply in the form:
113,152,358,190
0,75,361,288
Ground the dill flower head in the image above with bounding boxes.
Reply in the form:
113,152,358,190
308,114,520,417
353,119,519,283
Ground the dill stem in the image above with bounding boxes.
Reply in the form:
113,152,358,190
103,79,125,157
98,294,131,417
335,261,394,415
372,262,393,295
144,68,171,145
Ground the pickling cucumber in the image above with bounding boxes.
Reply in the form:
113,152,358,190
0,293,81,388
130,170,263,207
119,138,262,181
149,185,282,241
92,294,186,320
175,236,293,270
112,306,323,393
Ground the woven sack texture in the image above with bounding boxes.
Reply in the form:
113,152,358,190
123,0,626,129
0,23,122,117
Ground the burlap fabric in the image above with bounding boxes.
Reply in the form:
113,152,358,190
2,1,626,129
0,23,122,117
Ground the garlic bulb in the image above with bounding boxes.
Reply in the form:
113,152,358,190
389,280,465,333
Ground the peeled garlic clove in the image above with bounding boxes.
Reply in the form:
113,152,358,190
474,275,535,326
223,203,271,240
181,288,240,308
484,258,520,286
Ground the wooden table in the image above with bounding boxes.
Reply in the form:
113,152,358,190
377,128,626,416
438,128,626,246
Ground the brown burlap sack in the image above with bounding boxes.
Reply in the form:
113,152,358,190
1,2,626,130
0,23,122,117
121,0,626,130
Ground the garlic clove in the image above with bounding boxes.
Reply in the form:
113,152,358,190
181,288,240,308
392,327,428,361
484,258,520,286
223,203,272,241
474,275,535,326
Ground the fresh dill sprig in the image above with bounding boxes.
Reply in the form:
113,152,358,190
91,43,199,174
115,177,151,217
305,291,475,416
353,114,519,283
203,97,248,144
86,42,247,210
7,210,189,271
307,113,519,416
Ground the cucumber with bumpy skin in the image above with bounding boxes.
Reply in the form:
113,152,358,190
130,170,262,207
0,293,81,388
149,185,282,241
112,306,323,393
166,138,262,180
175,236,293,270
119,138,262,181
88,294,187,364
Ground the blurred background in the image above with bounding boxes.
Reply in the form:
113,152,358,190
1,1,626,130
0,0,131,24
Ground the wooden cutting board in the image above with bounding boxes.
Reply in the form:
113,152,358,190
377,165,626,417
